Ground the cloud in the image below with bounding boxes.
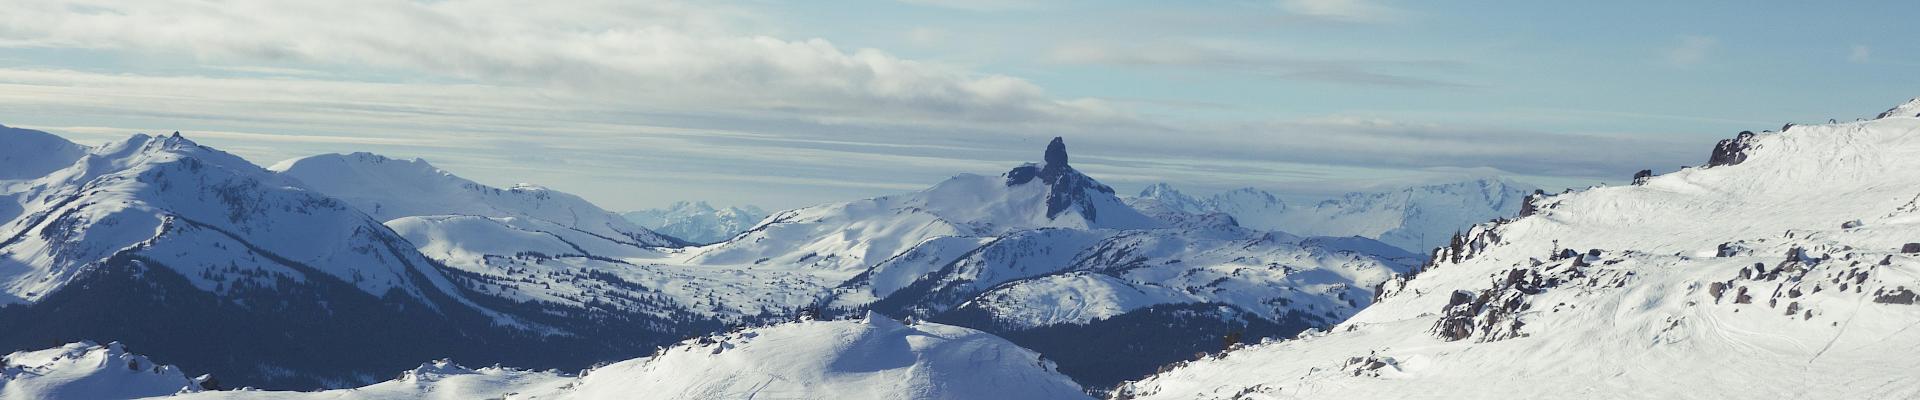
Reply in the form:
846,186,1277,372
1666,35,1718,67
1850,45,1872,64
1277,0,1402,23
0,0,1118,126
1046,41,1472,88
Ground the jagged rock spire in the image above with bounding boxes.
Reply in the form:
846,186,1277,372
1044,137,1068,166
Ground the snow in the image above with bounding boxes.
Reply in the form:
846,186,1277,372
1,341,202,399
273,152,680,248
0,133,470,307
1116,102,1920,399
558,314,1090,400
12,316,1087,400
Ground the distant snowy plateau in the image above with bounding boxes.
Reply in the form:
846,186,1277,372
5,98,1920,399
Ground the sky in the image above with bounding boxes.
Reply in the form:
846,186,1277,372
0,0,1915,211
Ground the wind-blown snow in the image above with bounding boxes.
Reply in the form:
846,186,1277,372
1116,101,1920,399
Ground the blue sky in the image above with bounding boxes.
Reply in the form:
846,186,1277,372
0,0,1914,210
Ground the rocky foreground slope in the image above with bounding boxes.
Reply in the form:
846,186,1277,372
1113,100,1920,399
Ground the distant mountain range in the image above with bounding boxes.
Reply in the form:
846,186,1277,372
620,201,767,244
0,130,1426,391
1130,177,1536,255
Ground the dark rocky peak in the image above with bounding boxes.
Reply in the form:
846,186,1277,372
1876,97,1920,119
1707,130,1758,167
1004,137,1120,221
1044,136,1068,167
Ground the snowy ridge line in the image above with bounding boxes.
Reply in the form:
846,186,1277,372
1112,97,1920,400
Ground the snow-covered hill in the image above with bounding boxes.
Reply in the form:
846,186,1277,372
621,201,767,244
1114,100,1920,399
10,315,1088,400
0,131,533,389
2,341,211,399
273,152,683,248
1131,177,1534,254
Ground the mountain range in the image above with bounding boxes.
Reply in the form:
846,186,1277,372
9,97,1916,399
1130,177,1535,255
620,201,767,245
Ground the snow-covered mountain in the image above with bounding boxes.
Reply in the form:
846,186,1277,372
1114,100,1920,399
621,201,768,244
0,131,535,389
273,152,684,248
1131,177,1535,254
0,129,1416,392
313,136,1413,388
10,314,1088,400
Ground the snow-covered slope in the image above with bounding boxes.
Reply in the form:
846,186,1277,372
1132,177,1534,254
2,341,210,400
621,201,767,244
0,131,535,389
273,152,683,248
141,315,1086,400
1115,99,1920,399
556,313,1089,400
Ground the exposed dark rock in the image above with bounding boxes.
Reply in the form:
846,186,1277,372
1708,281,1727,303
1044,136,1068,166
1632,169,1653,185
1901,243,1920,254
1708,131,1758,167
1003,137,1120,221
1875,287,1917,305
1517,189,1546,217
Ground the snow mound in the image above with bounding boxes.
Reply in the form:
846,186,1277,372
1,341,207,399
161,315,1085,400
563,313,1090,400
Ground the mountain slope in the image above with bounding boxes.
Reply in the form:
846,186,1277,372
0,131,542,389
272,152,683,248
12,315,1086,400
1114,99,1920,399
621,201,768,244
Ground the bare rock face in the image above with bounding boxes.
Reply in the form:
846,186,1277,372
1708,131,1758,167
1044,136,1069,167
1632,169,1654,185
1004,137,1121,221
1899,243,1920,253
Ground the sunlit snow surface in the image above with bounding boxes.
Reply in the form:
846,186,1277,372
6,315,1087,400
1115,103,1920,399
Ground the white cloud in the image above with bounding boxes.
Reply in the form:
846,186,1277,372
0,0,1117,126
1666,35,1718,67
1850,45,1872,64
1046,41,1470,88
1277,0,1402,22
